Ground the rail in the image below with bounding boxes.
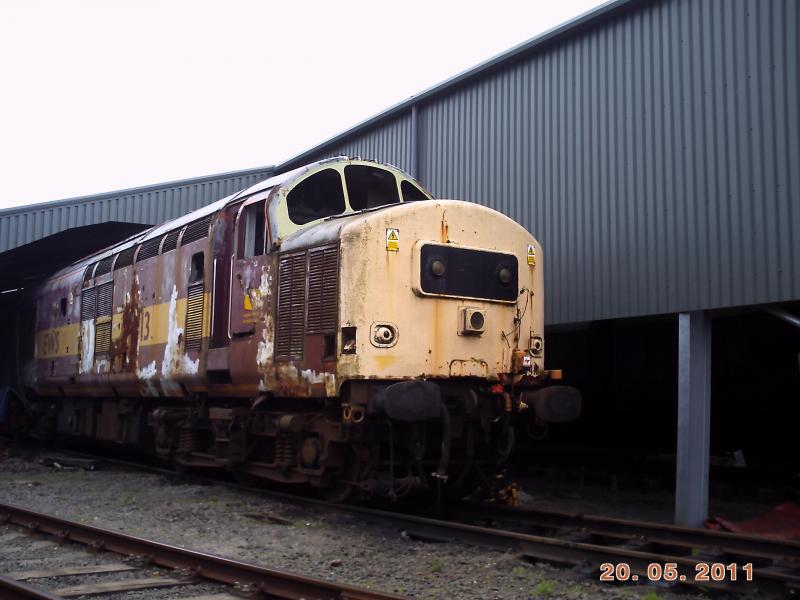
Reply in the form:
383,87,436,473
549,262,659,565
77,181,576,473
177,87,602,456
0,502,407,600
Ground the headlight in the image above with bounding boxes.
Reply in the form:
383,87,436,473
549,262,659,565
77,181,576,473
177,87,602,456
497,266,513,285
429,258,446,278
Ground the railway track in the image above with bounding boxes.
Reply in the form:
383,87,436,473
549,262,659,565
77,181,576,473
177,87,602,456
0,502,407,600
13,447,800,596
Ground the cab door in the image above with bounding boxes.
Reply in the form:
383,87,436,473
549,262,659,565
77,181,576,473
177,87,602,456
229,195,274,387
230,195,270,338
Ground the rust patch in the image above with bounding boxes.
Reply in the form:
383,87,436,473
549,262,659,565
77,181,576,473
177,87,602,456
440,210,449,243
109,274,140,372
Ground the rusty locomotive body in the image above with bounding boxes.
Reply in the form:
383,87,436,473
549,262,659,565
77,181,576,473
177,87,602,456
15,158,579,499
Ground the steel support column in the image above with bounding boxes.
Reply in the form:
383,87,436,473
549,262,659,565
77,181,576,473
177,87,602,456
675,311,712,527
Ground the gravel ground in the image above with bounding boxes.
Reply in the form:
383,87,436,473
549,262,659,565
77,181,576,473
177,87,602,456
0,443,748,599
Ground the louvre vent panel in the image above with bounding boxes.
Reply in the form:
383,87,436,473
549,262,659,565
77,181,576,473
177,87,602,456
114,247,136,270
80,288,96,322
162,230,180,253
94,256,114,277
136,238,161,262
306,246,338,334
184,283,204,352
94,321,111,356
96,283,113,317
276,253,307,358
181,215,213,246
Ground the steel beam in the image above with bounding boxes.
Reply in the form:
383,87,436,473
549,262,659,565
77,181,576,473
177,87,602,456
675,311,712,528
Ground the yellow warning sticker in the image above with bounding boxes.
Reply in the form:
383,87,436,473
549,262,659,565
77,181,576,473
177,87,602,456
386,228,400,252
243,292,254,311
527,244,536,266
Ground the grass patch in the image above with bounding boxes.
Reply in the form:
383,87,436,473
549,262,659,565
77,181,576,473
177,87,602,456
430,558,444,573
565,583,584,595
642,592,664,600
511,565,529,577
533,580,556,596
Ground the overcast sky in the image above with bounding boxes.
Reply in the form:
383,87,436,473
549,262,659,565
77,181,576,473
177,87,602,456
0,0,604,210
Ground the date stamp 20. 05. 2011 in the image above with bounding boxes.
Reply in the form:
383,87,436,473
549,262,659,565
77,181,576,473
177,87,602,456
599,562,753,584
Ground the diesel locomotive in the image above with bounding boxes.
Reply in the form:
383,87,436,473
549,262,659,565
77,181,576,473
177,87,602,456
12,158,580,500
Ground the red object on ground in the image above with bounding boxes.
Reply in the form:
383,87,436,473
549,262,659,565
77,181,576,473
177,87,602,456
705,502,800,540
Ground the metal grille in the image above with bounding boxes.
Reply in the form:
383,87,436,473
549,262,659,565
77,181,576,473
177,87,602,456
96,282,113,317
306,246,338,333
184,283,204,352
95,321,111,356
136,238,161,262
80,288,96,322
161,230,180,253
276,253,307,358
114,246,136,270
94,256,114,278
181,215,213,246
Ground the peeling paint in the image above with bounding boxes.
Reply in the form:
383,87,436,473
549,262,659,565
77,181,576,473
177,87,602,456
300,368,337,397
180,353,200,375
161,286,182,378
110,273,140,373
258,265,272,300
160,285,199,377
79,320,95,374
138,360,157,379
256,322,274,369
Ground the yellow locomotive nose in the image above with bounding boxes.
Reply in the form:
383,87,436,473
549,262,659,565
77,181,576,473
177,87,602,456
336,198,544,382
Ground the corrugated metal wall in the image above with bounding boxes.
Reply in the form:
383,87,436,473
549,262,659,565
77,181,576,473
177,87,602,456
294,0,800,324
0,168,273,253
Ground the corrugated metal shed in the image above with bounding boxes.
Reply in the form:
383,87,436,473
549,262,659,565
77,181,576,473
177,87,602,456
2,0,797,326
0,166,273,253
276,0,800,324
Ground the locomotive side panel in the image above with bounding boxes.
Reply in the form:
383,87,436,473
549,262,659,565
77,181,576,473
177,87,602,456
133,224,212,396
32,270,83,393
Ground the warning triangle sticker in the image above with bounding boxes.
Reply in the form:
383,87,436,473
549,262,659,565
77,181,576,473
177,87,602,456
386,228,400,251
527,245,536,266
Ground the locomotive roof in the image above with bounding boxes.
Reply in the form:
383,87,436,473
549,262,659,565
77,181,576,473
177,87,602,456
54,157,421,278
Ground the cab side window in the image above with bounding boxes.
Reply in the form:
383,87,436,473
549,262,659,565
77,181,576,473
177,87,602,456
240,201,265,258
345,165,399,210
401,180,429,202
287,169,346,225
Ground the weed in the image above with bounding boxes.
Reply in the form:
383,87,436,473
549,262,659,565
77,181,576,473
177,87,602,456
430,558,444,573
533,580,556,596
566,583,584,595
